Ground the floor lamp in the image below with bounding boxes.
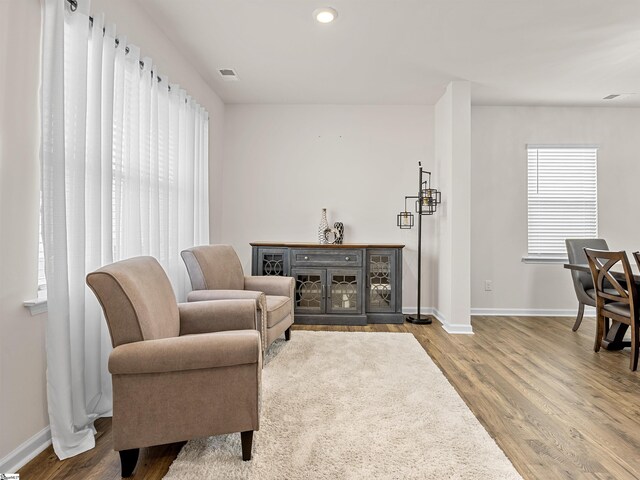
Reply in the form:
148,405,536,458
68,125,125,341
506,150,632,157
397,162,441,324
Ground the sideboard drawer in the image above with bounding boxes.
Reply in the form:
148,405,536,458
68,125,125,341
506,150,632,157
291,249,363,267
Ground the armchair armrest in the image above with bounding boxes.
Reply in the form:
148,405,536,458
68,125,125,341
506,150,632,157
244,276,294,298
178,299,257,335
187,289,264,304
109,330,261,375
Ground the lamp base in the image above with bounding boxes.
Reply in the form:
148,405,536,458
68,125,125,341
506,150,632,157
405,314,433,325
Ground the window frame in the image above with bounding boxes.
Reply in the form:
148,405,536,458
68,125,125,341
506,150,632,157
522,144,598,264
24,197,48,315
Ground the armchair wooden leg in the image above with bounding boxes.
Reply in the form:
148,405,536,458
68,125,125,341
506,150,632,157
241,431,254,461
285,327,291,341
572,302,585,331
119,448,139,477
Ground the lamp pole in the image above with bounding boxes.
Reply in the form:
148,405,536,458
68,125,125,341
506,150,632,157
400,162,441,324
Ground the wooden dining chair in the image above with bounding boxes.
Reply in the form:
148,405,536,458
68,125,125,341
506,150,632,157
584,248,639,371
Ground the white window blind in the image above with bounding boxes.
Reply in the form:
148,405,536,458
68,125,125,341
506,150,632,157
527,146,598,257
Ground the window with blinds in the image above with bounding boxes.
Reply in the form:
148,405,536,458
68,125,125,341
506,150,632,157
527,146,598,258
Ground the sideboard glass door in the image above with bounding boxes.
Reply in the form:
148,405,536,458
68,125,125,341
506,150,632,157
327,269,362,315
366,251,396,313
292,269,325,314
257,248,288,276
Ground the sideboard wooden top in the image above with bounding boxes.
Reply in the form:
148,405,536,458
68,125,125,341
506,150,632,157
250,242,405,249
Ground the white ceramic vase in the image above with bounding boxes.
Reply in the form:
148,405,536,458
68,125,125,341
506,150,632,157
318,208,329,244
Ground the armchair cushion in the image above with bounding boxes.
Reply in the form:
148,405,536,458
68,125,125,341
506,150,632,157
178,299,257,335
185,289,291,337
109,330,261,375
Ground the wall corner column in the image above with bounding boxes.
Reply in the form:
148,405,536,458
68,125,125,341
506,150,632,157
434,81,472,334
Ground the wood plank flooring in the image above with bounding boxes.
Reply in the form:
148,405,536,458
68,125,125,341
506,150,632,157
18,316,640,479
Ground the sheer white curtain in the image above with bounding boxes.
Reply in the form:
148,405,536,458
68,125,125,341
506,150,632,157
41,0,209,459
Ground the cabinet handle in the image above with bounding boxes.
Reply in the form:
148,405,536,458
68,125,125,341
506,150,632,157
322,284,326,299
304,256,309,260
345,256,350,261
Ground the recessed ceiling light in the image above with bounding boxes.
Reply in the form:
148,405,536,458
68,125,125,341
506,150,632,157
314,7,338,24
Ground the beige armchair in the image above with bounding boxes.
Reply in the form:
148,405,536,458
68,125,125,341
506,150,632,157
86,256,261,477
181,245,294,351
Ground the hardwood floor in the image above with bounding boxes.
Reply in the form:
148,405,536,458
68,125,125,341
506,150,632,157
19,316,640,479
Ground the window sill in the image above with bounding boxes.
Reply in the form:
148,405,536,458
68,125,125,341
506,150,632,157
24,297,48,316
521,256,569,264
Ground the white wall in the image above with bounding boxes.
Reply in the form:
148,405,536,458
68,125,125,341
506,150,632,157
0,0,48,463
434,82,472,332
221,105,436,309
471,106,640,313
0,0,225,464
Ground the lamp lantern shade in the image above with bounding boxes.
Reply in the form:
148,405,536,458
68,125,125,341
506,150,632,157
397,211,414,229
416,175,441,216
414,192,440,215
424,188,441,206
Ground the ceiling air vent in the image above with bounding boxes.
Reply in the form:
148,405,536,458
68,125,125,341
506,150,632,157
218,68,239,81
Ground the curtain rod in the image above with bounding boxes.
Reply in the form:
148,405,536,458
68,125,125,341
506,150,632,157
66,0,175,93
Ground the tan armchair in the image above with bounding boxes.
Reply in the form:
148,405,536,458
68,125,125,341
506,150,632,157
181,245,294,351
86,256,261,477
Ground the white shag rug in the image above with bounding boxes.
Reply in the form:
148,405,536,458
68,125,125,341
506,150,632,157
164,331,521,480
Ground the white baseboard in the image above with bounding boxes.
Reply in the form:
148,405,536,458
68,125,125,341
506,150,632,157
402,307,474,335
442,322,475,334
0,426,51,474
470,307,595,317
402,306,441,318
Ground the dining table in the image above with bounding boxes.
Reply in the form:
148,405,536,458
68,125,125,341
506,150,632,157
564,263,635,351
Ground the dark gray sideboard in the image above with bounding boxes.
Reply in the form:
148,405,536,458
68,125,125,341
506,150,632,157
250,242,404,325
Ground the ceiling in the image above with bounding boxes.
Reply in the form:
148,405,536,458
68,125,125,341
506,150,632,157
136,0,640,106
